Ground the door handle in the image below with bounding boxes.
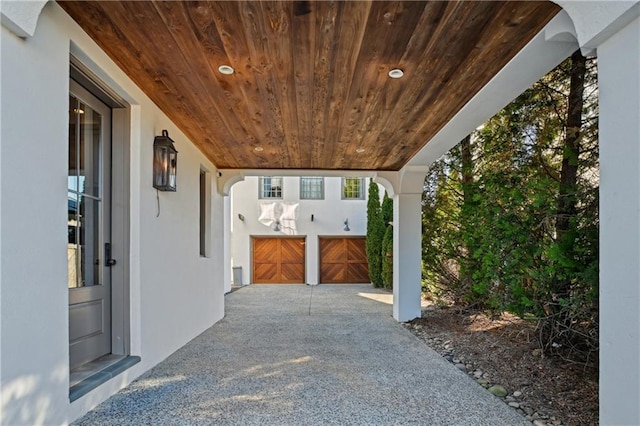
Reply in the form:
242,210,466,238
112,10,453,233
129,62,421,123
105,243,117,267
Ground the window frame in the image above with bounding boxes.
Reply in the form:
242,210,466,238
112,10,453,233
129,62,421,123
341,177,365,200
299,177,325,200
259,176,283,199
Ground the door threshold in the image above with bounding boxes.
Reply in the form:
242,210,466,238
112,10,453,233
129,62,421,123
70,354,140,402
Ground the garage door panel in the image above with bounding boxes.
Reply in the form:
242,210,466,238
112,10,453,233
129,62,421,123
320,237,369,284
347,263,370,283
252,237,305,284
254,263,278,283
347,239,367,262
320,238,344,263
281,263,304,283
281,239,305,263
254,239,278,262
321,263,346,283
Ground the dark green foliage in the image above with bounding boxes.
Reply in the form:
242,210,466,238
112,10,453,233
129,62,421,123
382,224,393,289
366,179,384,287
380,192,394,289
421,53,599,365
381,192,393,226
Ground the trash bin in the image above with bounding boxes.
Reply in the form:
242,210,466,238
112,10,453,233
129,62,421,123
232,266,243,286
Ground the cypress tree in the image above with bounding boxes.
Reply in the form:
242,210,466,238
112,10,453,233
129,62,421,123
380,192,394,288
382,224,393,289
366,179,383,287
381,192,393,226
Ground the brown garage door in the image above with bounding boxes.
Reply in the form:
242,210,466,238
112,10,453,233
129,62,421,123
319,237,370,284
252,237,305,284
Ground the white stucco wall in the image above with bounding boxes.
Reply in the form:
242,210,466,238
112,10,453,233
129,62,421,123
0,3,225,424
230,177,379,285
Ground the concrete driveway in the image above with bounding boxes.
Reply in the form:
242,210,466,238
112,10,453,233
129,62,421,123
74,284,528,425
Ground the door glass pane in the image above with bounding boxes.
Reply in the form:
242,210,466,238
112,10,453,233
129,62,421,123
68,191,80,288
68,94,102,288
80,103,101,197
78,196,102,287
68,96,79,194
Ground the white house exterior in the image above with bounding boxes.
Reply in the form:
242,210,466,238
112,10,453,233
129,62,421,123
1,1,639,425
230,176,380,286
0,3,227,423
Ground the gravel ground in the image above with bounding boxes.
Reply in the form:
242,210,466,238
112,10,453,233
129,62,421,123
73,285,531,426
405,305,598,426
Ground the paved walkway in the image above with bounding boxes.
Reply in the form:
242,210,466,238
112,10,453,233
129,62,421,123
74,285,528,425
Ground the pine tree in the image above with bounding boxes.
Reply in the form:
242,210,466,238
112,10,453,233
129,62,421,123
421,53,599,362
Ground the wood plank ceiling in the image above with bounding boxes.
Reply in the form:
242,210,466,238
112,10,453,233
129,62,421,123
59,1,560,171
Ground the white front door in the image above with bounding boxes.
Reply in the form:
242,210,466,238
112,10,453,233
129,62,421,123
68,80,113,370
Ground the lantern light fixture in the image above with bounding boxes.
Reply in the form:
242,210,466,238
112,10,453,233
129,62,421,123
343,218,350,232
273,220,281,232
153,130,178,192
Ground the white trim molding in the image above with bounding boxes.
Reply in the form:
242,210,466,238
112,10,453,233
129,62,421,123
0,0,48,38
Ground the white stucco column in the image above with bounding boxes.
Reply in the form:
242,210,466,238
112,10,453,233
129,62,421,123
392,192,423,322
598,15,640,426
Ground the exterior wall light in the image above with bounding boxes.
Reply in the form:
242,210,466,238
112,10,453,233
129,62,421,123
238,214,245,221
343,218,350,232
273,220,281,232
153,130,178,192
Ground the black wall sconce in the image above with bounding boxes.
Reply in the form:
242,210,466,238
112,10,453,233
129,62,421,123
273,220,281,232
238,214,245,221
153,130,178,191
343,218,350,232
311,214,314,222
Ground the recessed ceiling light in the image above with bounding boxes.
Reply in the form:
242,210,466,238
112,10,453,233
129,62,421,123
218,65,235,75
388,68,404,79
254,146,264,152
355,148,365,153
